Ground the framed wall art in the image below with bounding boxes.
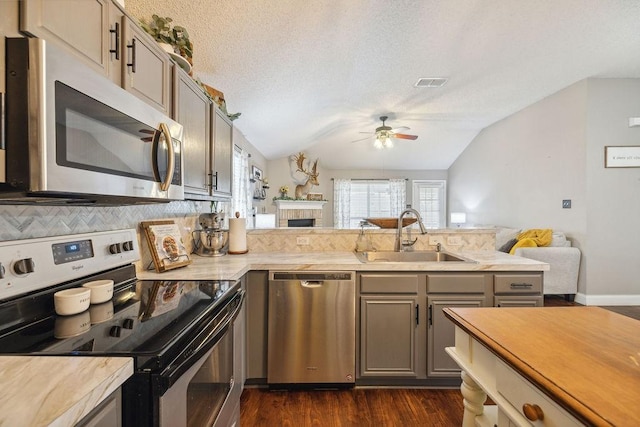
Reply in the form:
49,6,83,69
605,146,640,168
251,165,263,181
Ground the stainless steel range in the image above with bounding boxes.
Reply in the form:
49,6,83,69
0,229,244,427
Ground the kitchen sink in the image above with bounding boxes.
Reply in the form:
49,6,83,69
354,250,476,263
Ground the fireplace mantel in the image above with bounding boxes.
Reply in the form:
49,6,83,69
274,200,327,210
274,200,327,227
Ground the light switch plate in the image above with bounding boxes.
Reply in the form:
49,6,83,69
296,236,310,245
562,199,571,209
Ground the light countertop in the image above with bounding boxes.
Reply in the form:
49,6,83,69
137,250,548,281
0,356,133,427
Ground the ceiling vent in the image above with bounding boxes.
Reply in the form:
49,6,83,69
414,77,448,88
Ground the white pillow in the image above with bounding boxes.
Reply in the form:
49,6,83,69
495,227,521,250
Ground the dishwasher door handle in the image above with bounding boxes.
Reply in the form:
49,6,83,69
300,280,323,288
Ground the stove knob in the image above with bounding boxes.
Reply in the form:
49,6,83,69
109,326,122,337
0,263,5,279
13,258,35,275
122,241,134,252
122,318,134,329
108,243,122,254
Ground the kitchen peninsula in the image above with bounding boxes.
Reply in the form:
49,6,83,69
444,307,640,427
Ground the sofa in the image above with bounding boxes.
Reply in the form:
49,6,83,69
495,227,581,301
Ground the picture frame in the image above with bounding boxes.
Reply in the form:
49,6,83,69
605,146,640,168
251,165,263,181
141,220,192,272
307,193,323,201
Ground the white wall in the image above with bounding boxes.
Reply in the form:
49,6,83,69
585,79,640,300
448,78,640,304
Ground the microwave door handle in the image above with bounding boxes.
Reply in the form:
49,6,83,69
158,123,174,191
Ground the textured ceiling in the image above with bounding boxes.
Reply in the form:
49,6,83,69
126,0,640,170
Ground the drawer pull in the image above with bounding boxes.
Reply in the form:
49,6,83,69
510,282,533,289
523,403,544,421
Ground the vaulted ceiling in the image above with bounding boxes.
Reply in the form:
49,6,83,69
126,0,640,170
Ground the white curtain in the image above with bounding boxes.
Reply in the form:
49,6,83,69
389,178,407,217
333,178,351,229
232,146,251,224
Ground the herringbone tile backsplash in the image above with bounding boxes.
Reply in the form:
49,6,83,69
0,201,212,241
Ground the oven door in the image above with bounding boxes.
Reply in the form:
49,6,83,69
156,289,244,427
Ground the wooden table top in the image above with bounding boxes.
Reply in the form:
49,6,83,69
444,306,640,427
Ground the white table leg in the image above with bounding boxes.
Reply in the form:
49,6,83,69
460,370,487,427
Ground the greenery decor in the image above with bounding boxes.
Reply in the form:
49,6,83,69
140,14,193,61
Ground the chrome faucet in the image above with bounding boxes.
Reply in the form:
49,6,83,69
394,208,428,251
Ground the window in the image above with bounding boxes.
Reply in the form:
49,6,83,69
412,180,446,228
334,179,406,228
231,145,251,224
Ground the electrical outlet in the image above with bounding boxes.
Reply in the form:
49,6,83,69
429,236,445,246
562,199,572,209
296,236,310,246
447,236,462,246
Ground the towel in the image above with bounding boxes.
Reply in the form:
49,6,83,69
509,228,552,255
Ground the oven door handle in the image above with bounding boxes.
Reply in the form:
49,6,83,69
156,289,245,392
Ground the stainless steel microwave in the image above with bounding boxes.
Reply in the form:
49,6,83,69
1,37,183,204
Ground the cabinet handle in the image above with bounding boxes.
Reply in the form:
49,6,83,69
522,403,544,421
428,305,433,326
126,38,136,73
415,304,420,325
510,282,533,289
109,22,120,60
212,171,218,190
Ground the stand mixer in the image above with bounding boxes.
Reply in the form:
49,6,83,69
192,212,229,257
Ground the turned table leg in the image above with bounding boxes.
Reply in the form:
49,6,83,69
460,370,487,427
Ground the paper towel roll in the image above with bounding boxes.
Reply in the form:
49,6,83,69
228,213,248,254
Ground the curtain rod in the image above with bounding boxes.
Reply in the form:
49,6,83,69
330,178,408,181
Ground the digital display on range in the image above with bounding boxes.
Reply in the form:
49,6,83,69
52,239,94,264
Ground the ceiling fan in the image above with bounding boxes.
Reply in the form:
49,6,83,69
353,115,418,149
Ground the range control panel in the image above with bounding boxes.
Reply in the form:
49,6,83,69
0,229,139,301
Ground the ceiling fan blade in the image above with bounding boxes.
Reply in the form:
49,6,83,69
351,136,373,143
392,133,418,140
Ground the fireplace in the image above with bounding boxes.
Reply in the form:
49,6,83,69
274,200,326,227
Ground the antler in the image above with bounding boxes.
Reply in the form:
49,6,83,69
294,153,307,173
311,159,318,177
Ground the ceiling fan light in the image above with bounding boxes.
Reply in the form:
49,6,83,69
385,138,393,148
374,138,384,149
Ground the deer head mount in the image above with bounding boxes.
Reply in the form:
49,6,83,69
292,152,319,199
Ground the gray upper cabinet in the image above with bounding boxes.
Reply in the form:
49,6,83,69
212,108,233,198
121,17,171,114
173,67,212,199
21,0,171,114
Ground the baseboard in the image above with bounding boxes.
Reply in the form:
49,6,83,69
576,293,640,306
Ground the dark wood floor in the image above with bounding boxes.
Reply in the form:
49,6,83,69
240,296,640,426
240,387,463,427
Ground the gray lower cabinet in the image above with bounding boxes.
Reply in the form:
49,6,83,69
75,388,121,427
426,273,491,378
494,273,543,307
174,67,212,199
245,271,269,382
358,273,426,379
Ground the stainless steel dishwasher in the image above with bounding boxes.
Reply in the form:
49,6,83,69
267,271,355,387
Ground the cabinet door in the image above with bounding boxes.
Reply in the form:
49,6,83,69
494,295,543,307
360,296,418,377
427,296,484,377
121,17,171,114
21,0,114,78
174,67,212,199
212,108,233,198
245,271,269,380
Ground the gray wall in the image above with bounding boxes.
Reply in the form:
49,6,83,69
448,78,640,305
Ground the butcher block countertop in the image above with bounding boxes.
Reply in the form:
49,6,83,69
444,307,640,426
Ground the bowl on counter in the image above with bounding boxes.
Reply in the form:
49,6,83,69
54,288,91,316
82,279,114,304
